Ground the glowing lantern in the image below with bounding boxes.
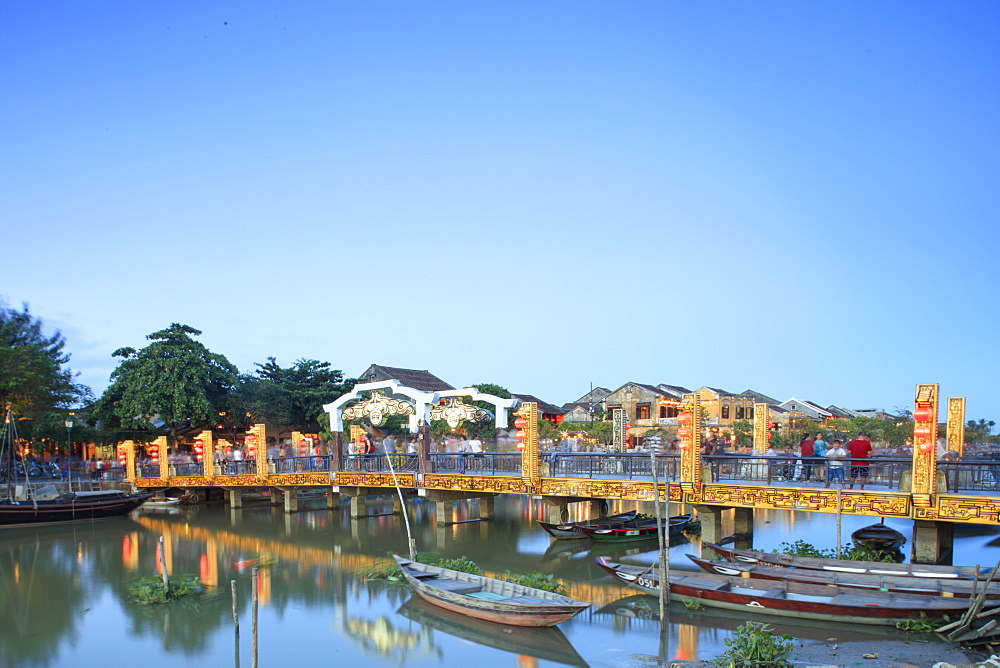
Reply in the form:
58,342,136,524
193,439,204,463
913,406,934,422
918,440,934,453
514,418,527,429
300,440,308,457
117,446,127,466
678,427,691,438
245,433,258,457
913,425,932,439
677,412,692,425
148,442,159,463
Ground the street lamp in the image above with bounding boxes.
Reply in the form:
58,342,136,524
64,412,74,486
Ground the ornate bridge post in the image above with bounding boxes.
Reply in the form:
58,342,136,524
611,407,627,453
946,397,966,456
195,430,213,479
515,402,539,488
678,394,703,494
753,403,769,453
910,384,940,507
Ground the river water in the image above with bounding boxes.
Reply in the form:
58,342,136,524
2,494,998,667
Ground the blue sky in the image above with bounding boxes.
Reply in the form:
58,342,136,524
3,2,998,420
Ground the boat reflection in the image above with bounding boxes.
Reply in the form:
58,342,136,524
397,596,589,667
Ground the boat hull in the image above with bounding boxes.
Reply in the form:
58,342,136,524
580,514,691,543
538,510,637,539
394,555,589,627
595,559,984,626
705,543,994,580
0,492,154,526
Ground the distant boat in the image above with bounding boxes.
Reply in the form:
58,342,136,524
141,494,193,508
705,543,995,580
852,521,906,550
393,554,589,627
538,510,638,539
0,489,154,527
687,554,1000,599
594,558,988,625
578,514,692,543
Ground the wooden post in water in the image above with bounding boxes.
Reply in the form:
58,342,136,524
251,567,259,668
231,579,240,668
158,536,169,592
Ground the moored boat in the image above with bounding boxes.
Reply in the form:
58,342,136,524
538,510,638,539
393,554,590,627
594,558,988,625
579,514,692,543
687,554,1000,599
0,489,155,526
852,521,906,550
705,542,996,580
141,493,193,508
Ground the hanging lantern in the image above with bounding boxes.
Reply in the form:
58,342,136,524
193,439,204,463
300,440,309,457
913,406,934,423
918,440,934,453
245,433,258,457
914,425,932,439
677,412,692,425
117,446,127,466
514,417,527,429
678,427,691,439
148,442,159,463
678,440,690,450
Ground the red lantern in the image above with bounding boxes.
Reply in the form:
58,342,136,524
300,441,308,457
913,406,934,422
914,425,932,439
514,417,527,429
245,433,258,457
918,440,934,453
678,427,691,438
193,439,204,463
678,440,690,450
677,412,692,425
148,443,159,463
117,446,127,466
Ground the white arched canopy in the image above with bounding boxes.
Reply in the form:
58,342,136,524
324,379,518,433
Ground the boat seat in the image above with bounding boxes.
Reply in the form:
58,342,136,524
503,595,552,605
430,579,482,594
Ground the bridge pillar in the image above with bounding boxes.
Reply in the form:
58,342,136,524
733,507,754,542
226,488,243,509
912,520,954,565
694,505,726,556
276,487,298,514
543,498,569,524
589,498,609,517
420,489,496,525
480,495,495,520
327,488,340,509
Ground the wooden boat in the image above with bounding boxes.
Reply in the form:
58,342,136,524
578,514,692,542
393,554,589,627
0,489,155,526
705,542,997,580
687,554,1000,599
594,558,988,625
538,510,638,539
141,493,193,508
397,596,588,666
852,521,906,550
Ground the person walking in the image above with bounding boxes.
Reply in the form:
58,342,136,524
825,439,847,487
798,434,816,482
847,432,874,490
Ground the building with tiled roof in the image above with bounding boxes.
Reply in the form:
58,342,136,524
513,394,566,424
357,364,455,392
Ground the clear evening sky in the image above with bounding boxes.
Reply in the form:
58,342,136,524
3,2,998,420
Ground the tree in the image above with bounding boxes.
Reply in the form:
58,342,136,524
96,324,238,443
0,302,90,442
966,419,996,446
230,357,352,432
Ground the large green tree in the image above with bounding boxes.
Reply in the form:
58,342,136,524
229,357,352,432
0,302,89,441
96,324,238,442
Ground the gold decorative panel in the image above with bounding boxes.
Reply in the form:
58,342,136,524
947,398,966,456
421,474,530,495
698,485,910,517
932,496,1000,523
335,473,415,488
911,384,939,496
753,403,769,453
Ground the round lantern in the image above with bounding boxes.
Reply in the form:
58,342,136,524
913,425,932,439
117,446,127,466
514,417,527,429
678,427,691,439
913,406,934,423
918,440,934,453
148,442,159,463
245,433,258,456
677,412,692,425
193,439,204,463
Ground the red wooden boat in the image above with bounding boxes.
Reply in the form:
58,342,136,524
705,542,995,580
687,554,1000,599
594,558,987,625
393,555,589,627
537,510,638,539
578,514,692,542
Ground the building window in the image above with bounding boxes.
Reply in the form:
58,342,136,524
637,404,651,420
659,405,667,419
721,405,730,419
735,406,744,419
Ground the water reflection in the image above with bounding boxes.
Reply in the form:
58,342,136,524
0,497,998,667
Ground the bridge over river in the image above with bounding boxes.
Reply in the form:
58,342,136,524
115,382,997,565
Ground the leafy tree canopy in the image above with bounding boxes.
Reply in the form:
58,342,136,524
0,302,90,438
229,357,352,431
96,324,237,439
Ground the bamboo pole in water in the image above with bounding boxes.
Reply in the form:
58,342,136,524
158,536,169,592
252,567,259,668
231,579,240,668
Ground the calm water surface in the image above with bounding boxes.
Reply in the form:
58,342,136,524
2,494,998,667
